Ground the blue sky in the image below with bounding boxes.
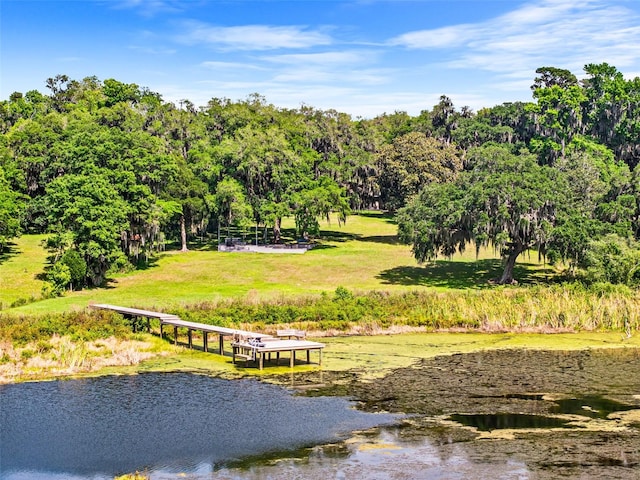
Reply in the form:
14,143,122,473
2,0,640,117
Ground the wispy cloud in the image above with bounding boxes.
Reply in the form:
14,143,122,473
271,67,390,86
129,45,176,55
111,0,184,16
200,61,266,71
76,0,640,117
258,50,389,87
390,0,640,81
262,51,374,66
177,22,332,50
390,24,478,49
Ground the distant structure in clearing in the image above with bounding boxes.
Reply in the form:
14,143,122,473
218,237,313,254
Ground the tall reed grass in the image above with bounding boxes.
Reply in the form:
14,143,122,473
1,283,636,346
166,283,639,334
0,310,131,344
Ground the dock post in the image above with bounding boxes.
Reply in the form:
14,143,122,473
203,332,208,352
290,350,295,368
188,329,193,348
219,334,224,355
160,323,164,339
173,326,178,345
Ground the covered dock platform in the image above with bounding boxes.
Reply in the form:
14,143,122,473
90,303,324,367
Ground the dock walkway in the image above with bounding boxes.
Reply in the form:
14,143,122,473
233,339,324,370
90,303,323,367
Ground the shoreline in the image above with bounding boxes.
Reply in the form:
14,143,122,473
2,330,639,385
4,333,640,479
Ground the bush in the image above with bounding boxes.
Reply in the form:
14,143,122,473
582,235,640,286
333,286,353,301
0,310,131,344
60,249,87,289
20,349,34,360
107,251,135,275
46,262,71,295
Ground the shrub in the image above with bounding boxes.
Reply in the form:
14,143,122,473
46,262,71,295
0,310,131,344
59,249,87,289
582,234,640,286
333,286,353,301
20,349,34,360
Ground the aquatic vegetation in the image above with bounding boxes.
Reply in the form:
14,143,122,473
168,284,640,334
114,474,148,480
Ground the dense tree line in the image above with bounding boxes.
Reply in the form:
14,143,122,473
1,63,639,290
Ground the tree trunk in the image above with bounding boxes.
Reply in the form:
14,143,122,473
180,214,188,252
273,217,282,244
497,246,525,284
87,254,108,287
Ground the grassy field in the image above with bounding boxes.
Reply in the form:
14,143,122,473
0,234,50,310
2,212,638,386
0,212,556,315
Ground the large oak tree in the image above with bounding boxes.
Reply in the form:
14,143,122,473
397,145,569,284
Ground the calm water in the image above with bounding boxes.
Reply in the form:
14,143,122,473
0,373,397,479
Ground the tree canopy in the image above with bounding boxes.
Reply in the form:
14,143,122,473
397,146,569,284
1,62,640,290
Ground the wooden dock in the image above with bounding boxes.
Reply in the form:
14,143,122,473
90,303,324,368
90,304,181,332
232,339,324,370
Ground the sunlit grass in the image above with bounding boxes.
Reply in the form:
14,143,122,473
0,234,49,309
2,212,555,314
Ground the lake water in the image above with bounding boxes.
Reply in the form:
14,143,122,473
0,373,397,479
3,349,639,479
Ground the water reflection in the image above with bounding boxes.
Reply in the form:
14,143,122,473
449,413,573,431
0,373,397,479
212,427,531,480
552,395,638,419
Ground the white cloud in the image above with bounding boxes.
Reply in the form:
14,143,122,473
130,0,640,117
112,0,184,16
498,0,578,25
200,61,266,71
177,23,332,50
262,51,374,66
390,0,640,84
258,50,386,85
129,45,177,55
269,66,390,86
390,24,478,49
157,77,512,118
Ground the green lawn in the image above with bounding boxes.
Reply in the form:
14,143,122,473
1,212,555,314
0,234,49,309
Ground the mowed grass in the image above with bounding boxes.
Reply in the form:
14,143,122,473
0,234,49,309
1,212,555,314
